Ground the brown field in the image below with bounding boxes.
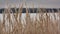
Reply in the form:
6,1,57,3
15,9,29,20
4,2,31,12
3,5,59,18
0,4,60,34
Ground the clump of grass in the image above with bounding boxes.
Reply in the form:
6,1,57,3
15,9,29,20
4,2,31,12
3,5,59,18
0,3,60,34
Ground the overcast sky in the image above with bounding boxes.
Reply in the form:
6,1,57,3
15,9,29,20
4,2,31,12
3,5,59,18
0,0,60,8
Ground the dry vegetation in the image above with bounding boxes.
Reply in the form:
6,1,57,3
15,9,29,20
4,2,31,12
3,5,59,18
0,3,60,34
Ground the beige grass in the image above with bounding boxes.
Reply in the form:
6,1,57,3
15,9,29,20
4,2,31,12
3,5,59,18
0,3,60,34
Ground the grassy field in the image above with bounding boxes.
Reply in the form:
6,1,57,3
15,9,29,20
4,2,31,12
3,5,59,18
0,4,60,34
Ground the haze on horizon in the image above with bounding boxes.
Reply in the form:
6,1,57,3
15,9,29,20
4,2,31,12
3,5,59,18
0,0,60,8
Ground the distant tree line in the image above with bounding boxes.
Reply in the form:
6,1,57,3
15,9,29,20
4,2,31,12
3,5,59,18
0,8,60,13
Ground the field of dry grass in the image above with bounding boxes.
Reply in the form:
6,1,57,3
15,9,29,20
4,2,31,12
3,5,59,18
0,3,60,34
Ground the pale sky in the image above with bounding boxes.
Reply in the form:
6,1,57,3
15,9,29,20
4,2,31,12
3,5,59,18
0,0,60,8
